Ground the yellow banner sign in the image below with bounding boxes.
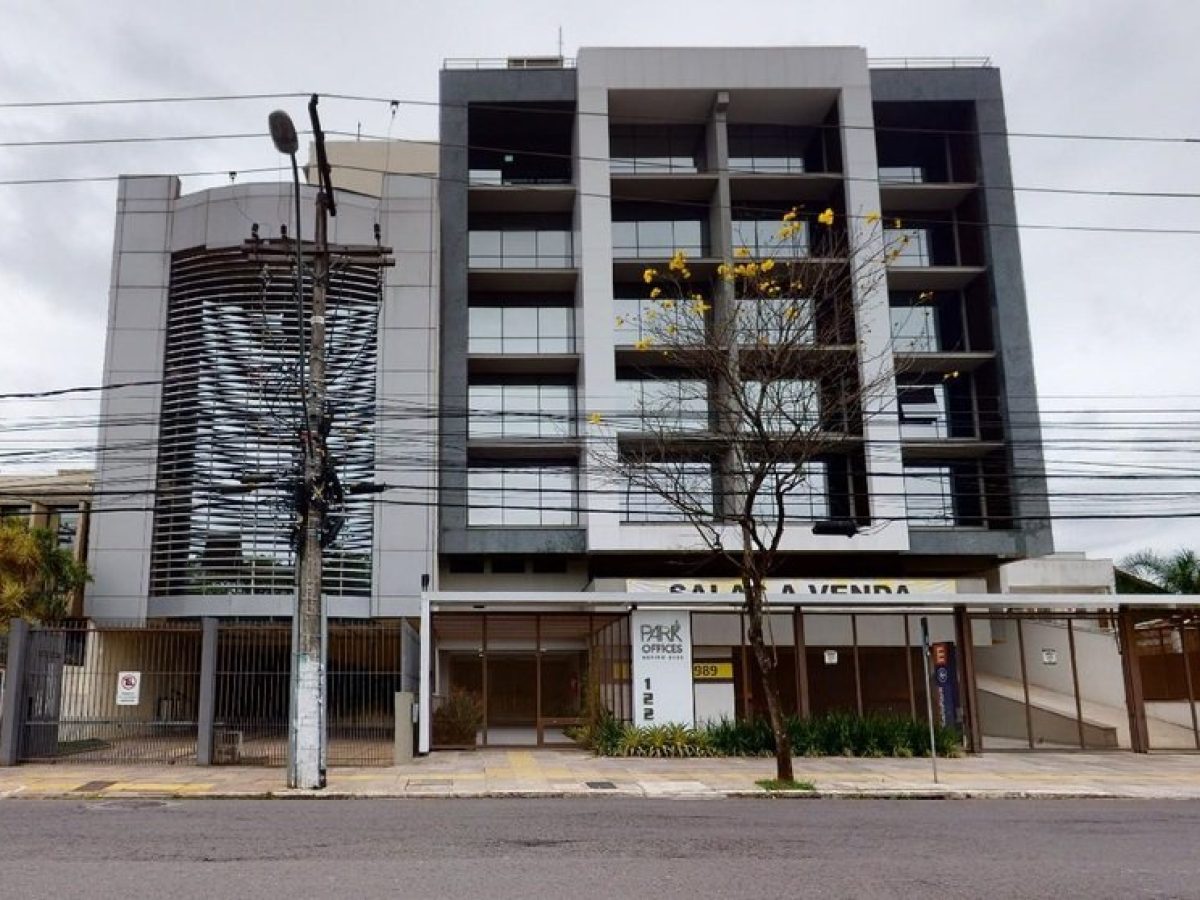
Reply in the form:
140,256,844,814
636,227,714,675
692,661,734,681
626,578,957,596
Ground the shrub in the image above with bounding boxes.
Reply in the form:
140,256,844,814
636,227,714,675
431,689,482,746
573,711,963,759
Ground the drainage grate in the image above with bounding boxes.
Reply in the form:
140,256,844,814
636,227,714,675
586,781,617,790
73,781,115,792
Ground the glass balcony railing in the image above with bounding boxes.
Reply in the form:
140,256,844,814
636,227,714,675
468,230,574,268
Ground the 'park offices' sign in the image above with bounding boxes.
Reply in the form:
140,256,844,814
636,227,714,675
631,610,694,727
625,578,958,596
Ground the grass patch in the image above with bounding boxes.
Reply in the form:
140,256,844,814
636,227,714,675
756,778,815,792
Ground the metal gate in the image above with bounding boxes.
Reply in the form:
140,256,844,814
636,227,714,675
212,619,408,766
17,623,202,764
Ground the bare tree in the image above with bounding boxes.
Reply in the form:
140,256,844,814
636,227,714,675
593,209,904,781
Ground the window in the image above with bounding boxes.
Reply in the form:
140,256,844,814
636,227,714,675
610,124,705,174
622,462,714,523
734,296,814,345
884,227,931,266
890,303,938,352
878,165,925,184
0,505,30,521
898,384,948,439
615,378,709,432
469,382,575,440
469,305,574,354
732,218,809,258
728,124,809,174
750,462,829,524
468,466,577,526
612,219,705,258
468,230,574,268
741,380,821,433
49,506,80,549
614,294,702,344
904,465,956,526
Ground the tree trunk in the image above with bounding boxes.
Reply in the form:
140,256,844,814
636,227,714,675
743,574,794,782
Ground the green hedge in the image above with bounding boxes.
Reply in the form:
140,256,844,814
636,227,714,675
570,712,962,759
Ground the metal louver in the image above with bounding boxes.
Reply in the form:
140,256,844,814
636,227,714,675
150,247,380,598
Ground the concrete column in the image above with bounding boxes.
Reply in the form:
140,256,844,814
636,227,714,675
0,620,30,765
195,617,218,765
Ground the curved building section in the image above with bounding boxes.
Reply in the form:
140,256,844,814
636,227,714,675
88,172,438,622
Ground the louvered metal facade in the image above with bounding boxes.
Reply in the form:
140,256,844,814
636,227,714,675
150,247,380,598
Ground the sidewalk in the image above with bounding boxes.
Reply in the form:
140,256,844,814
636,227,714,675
2,750,1199,800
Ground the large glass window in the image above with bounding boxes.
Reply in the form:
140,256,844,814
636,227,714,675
733,296,814,346
614,294,703,344
878,165,925,184
469,382,575,440
904,465,956,526
898,384,948,439
622,462,714,523
615,378,709,433
884,227,931,266
890,302,939,352
468,466,577,526
750,462,829,524
732,218,809,258
612,219,705,258
740,380,821,432
728,124,809,174
610,124,706,174
468,305,574,354
468,230,574,268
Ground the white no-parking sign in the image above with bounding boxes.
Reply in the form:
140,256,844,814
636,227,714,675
116,671,142,706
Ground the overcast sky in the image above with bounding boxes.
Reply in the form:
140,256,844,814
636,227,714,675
2,0,1199,562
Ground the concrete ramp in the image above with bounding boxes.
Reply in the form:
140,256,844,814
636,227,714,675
976,674,1198,749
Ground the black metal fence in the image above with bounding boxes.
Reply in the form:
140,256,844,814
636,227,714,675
1,618,413,767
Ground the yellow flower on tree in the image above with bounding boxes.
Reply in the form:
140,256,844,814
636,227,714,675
668,250,689,272
864,211,881,225
893,218,903,228
587,412,603,426
734,246,751,259
615,315,625,327
690,297,712,315
634,337,653,351
760,258,775,272
666,324,678,336
642,268,658,284
649,287,662,299
817,208,835,227
777,222,802,240
661,298,675,310
782,207,799,223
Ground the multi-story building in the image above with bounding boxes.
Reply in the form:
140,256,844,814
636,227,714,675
68,48,1199,763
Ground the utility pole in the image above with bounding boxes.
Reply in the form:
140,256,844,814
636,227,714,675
257,97,391,790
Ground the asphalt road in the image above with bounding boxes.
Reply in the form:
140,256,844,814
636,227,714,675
0,798,1196,899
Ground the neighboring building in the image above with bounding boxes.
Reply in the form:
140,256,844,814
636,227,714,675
0,469,92,617
65,48,1197,764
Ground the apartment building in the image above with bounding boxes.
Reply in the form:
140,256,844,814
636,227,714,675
59,47,1196,765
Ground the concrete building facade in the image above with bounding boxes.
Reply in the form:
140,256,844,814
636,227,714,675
58,48,1198,764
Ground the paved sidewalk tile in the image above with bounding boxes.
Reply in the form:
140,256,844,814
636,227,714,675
1,750,1199,800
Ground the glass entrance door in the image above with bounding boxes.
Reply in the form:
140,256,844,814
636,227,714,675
486,654,539,746
539,651,587,745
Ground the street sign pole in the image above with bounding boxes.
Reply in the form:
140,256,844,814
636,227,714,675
920,616,939,784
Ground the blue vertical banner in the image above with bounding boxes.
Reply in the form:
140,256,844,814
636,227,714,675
931,642,959,727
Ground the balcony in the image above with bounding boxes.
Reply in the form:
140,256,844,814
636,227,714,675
468,228,577,291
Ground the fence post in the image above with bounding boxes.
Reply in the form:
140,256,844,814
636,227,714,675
0,620,30,765
196,618,218,766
